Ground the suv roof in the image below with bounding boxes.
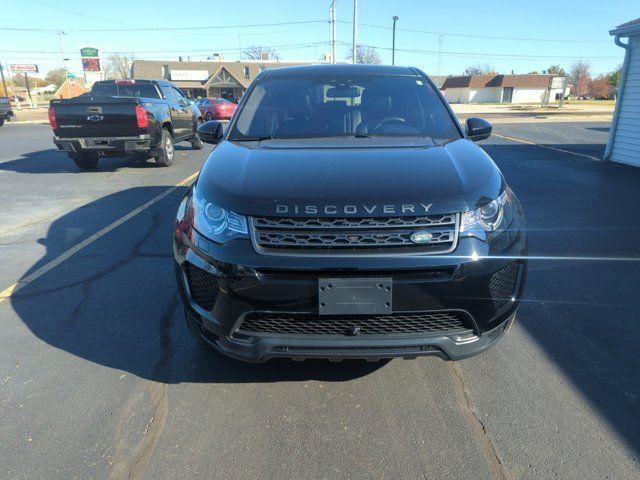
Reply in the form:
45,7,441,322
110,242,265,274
260,64,419,78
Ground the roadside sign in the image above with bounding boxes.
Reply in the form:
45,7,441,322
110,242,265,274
550,77,565,89
10,64,39,74
80,47,99,58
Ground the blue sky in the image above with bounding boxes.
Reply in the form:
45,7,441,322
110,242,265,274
1,0,637,78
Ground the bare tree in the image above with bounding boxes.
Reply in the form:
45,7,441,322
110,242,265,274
243,45,280,61
104,53,135,80
463,63,497,76
569,60,591,98
588,74,611,99
346,46,382,64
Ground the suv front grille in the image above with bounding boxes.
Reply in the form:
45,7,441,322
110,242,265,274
251,214,459,255
237,311,473,337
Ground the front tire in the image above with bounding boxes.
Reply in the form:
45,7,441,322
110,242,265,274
70,153,99,170
190,134,203,150
154,129,175,167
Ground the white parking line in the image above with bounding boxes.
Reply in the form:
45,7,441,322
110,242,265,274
0,171,198,304
493,133,602,161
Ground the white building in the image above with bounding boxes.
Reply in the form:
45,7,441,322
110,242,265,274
441,74,567,104
605,18,640,167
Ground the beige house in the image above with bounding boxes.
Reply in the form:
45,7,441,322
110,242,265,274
441,74,568,104
132,59,317,101
54,78,87,99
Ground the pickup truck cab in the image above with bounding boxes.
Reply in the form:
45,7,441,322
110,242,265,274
0,97,13,126
49,79,203,169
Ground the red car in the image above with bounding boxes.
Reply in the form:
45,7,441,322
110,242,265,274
195,97,237,121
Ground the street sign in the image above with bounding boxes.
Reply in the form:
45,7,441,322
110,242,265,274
10,64,39,74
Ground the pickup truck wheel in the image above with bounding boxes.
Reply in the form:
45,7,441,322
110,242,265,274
70,154,99,170
154,129,175,167
190,134,204,150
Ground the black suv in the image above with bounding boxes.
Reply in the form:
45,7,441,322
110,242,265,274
174,64,527,362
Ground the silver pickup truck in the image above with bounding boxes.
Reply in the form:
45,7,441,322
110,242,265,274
0,97,13,126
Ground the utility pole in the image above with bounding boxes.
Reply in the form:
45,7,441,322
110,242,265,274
559,77,567,108
352,0,358,63
24,73,33,105
330,1,337,64
392,16,399,65
0,62,8,97
58,31,71,98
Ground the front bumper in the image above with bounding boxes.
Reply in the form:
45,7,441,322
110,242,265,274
53,134,151,156
174,213,527,362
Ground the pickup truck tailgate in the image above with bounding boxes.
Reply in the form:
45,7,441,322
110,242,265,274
52,96,142,138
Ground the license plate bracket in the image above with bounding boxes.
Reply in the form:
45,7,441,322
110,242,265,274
318,278,392,315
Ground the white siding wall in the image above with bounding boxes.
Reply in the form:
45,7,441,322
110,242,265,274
611,35,640,167
510,88,546,103
469,87,501,103
444,88,469,103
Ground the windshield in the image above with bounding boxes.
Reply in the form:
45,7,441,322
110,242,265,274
91,83,161,99
229,74,460,140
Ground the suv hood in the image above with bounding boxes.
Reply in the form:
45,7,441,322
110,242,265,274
197,138,505,217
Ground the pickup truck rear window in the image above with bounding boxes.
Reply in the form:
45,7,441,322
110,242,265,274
91,84,160,99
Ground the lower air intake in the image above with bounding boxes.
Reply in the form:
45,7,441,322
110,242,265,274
238,311,473,336
185,263,219,311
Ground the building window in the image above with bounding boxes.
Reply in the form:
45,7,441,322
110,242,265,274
244,66,250,78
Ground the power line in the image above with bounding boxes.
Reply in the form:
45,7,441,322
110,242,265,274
336,20,611,44
0,41,331,56
25,0,135,27
0,20,328,34
336,41,620,60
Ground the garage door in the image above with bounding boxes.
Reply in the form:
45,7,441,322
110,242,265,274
611,36,640,166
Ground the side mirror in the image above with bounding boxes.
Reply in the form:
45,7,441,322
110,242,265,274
465,117,492,141
197,120,224,144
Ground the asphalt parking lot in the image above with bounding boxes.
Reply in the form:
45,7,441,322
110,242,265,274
1,121,639,479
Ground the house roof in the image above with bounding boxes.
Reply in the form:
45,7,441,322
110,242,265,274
132,60,316,89
428,76,448,88
442,74,561,89
610,18,640,36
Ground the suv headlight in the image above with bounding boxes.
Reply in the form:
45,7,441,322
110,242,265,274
191,189,248,243
460,190,510,240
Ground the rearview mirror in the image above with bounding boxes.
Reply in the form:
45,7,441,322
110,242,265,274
465,117,492,141
197,120,224,144
326,86,361,98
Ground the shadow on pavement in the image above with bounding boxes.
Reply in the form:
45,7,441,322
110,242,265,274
0,144,199,174
10,187,385,385
482,139,640,455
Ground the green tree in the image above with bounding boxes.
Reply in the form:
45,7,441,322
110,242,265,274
45,68,67,87
608,64,622,87
547,65,567,76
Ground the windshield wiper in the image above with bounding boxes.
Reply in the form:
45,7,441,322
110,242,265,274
233,135,279,142
353,132,380,138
